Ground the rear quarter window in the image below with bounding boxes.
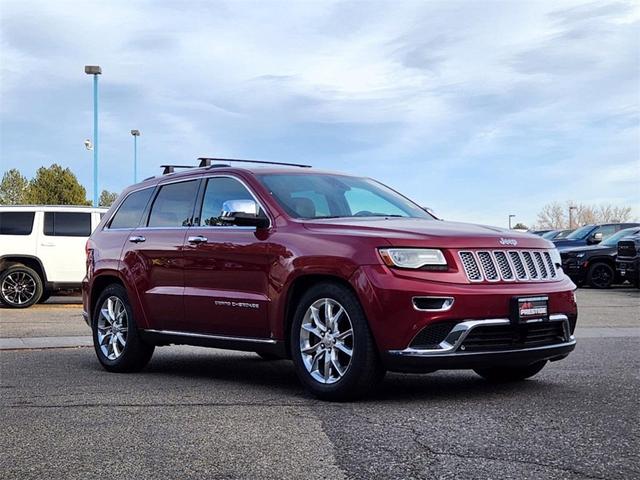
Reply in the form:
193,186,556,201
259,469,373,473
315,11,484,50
44,212,92,237
0,212,35,235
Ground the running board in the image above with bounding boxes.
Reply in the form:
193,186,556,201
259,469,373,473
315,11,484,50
140,329,286,357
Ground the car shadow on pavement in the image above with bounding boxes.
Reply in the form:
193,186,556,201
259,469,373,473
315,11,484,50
79,347,560,402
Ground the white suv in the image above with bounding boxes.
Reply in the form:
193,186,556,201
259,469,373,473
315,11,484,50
0,206,106,308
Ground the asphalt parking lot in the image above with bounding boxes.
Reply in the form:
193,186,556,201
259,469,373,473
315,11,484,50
1,288,638,479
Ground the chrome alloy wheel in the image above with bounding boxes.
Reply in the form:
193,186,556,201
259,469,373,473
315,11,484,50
1,271,37,305
299,298,354,384
97,296,128,360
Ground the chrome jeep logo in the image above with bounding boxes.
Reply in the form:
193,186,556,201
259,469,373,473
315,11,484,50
499,238,518,246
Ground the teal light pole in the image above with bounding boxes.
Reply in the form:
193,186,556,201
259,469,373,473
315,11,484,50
85,65,102,206
131,130,140,183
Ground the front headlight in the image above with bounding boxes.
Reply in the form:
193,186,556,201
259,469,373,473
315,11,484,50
379,248,447,269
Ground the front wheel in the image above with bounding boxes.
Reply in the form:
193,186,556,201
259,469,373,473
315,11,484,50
587,262,614,289
92,284,154,372
290,282,385,401
474,361,547,382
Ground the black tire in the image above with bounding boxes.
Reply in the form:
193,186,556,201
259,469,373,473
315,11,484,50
290,282,385,401
92,283,154,373
474,360,547,382
38,291,52,304
255,352,282,361
586,262,614,289
0,264,43,308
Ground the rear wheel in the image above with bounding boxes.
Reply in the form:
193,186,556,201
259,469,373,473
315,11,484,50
290,282,385,401
0,264,43,308
92,284,154,372
474,360,547,382
587,262,614,289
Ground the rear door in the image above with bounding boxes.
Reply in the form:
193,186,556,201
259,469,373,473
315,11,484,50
0,210,38,260
121,179,199,331
182,175,273,338
38,211,92,283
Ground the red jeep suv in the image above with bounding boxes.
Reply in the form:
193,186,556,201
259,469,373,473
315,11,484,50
83,159,577,400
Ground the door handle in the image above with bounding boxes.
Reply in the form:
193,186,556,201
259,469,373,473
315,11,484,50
128,235,146,243
187,235,208,244
40,242,55,247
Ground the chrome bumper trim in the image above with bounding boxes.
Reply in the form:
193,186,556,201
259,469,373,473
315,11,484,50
412,296,455,312
389,314,573,357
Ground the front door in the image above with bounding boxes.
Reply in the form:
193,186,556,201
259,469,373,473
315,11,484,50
183,175,273,338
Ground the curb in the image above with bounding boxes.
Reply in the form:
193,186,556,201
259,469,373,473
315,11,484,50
0,336,92,350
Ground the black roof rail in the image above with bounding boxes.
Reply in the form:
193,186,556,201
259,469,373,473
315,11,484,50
197,157,312,169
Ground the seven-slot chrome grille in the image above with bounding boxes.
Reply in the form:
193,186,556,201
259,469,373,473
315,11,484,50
458,250,559,282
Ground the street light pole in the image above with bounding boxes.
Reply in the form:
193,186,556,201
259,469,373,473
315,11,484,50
569,206,577,229
131,130,141,183
85,65,102,207
509,214,516,229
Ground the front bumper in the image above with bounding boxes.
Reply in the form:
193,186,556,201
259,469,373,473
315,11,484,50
616,259,638,276
352,265,578,352
382,314,576,373
561,258,586,282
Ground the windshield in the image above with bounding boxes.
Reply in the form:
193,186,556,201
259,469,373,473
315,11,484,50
601,228,640,247
565,225,595,240
256,173,432,220
541,230,558,239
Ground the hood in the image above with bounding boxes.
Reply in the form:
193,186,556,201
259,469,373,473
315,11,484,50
560,244,615,256
302,217,553,249
553,238,587,250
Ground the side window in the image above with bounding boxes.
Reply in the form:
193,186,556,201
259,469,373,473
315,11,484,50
44,212,92,237
596,225,617,239
199,177,265,226
148,180,198,228
109,188,154,229
0,212,35,235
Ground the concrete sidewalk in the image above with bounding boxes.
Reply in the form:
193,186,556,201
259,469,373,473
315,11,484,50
0,336,92,350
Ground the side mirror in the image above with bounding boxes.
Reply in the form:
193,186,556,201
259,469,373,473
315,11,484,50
220,199,269,228
588,232,603,244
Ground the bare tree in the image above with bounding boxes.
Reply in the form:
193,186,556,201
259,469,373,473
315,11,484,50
536,202,566,229
536,201,635,229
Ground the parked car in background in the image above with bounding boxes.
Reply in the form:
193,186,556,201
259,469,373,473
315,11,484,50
553,223,640,251
616,232,640,288
83,159,578,400
541,229,573,241
532,229,552,236
0,206,106,308
560,227,640,288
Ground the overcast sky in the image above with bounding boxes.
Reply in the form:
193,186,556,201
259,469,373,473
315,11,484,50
1,0,638,227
